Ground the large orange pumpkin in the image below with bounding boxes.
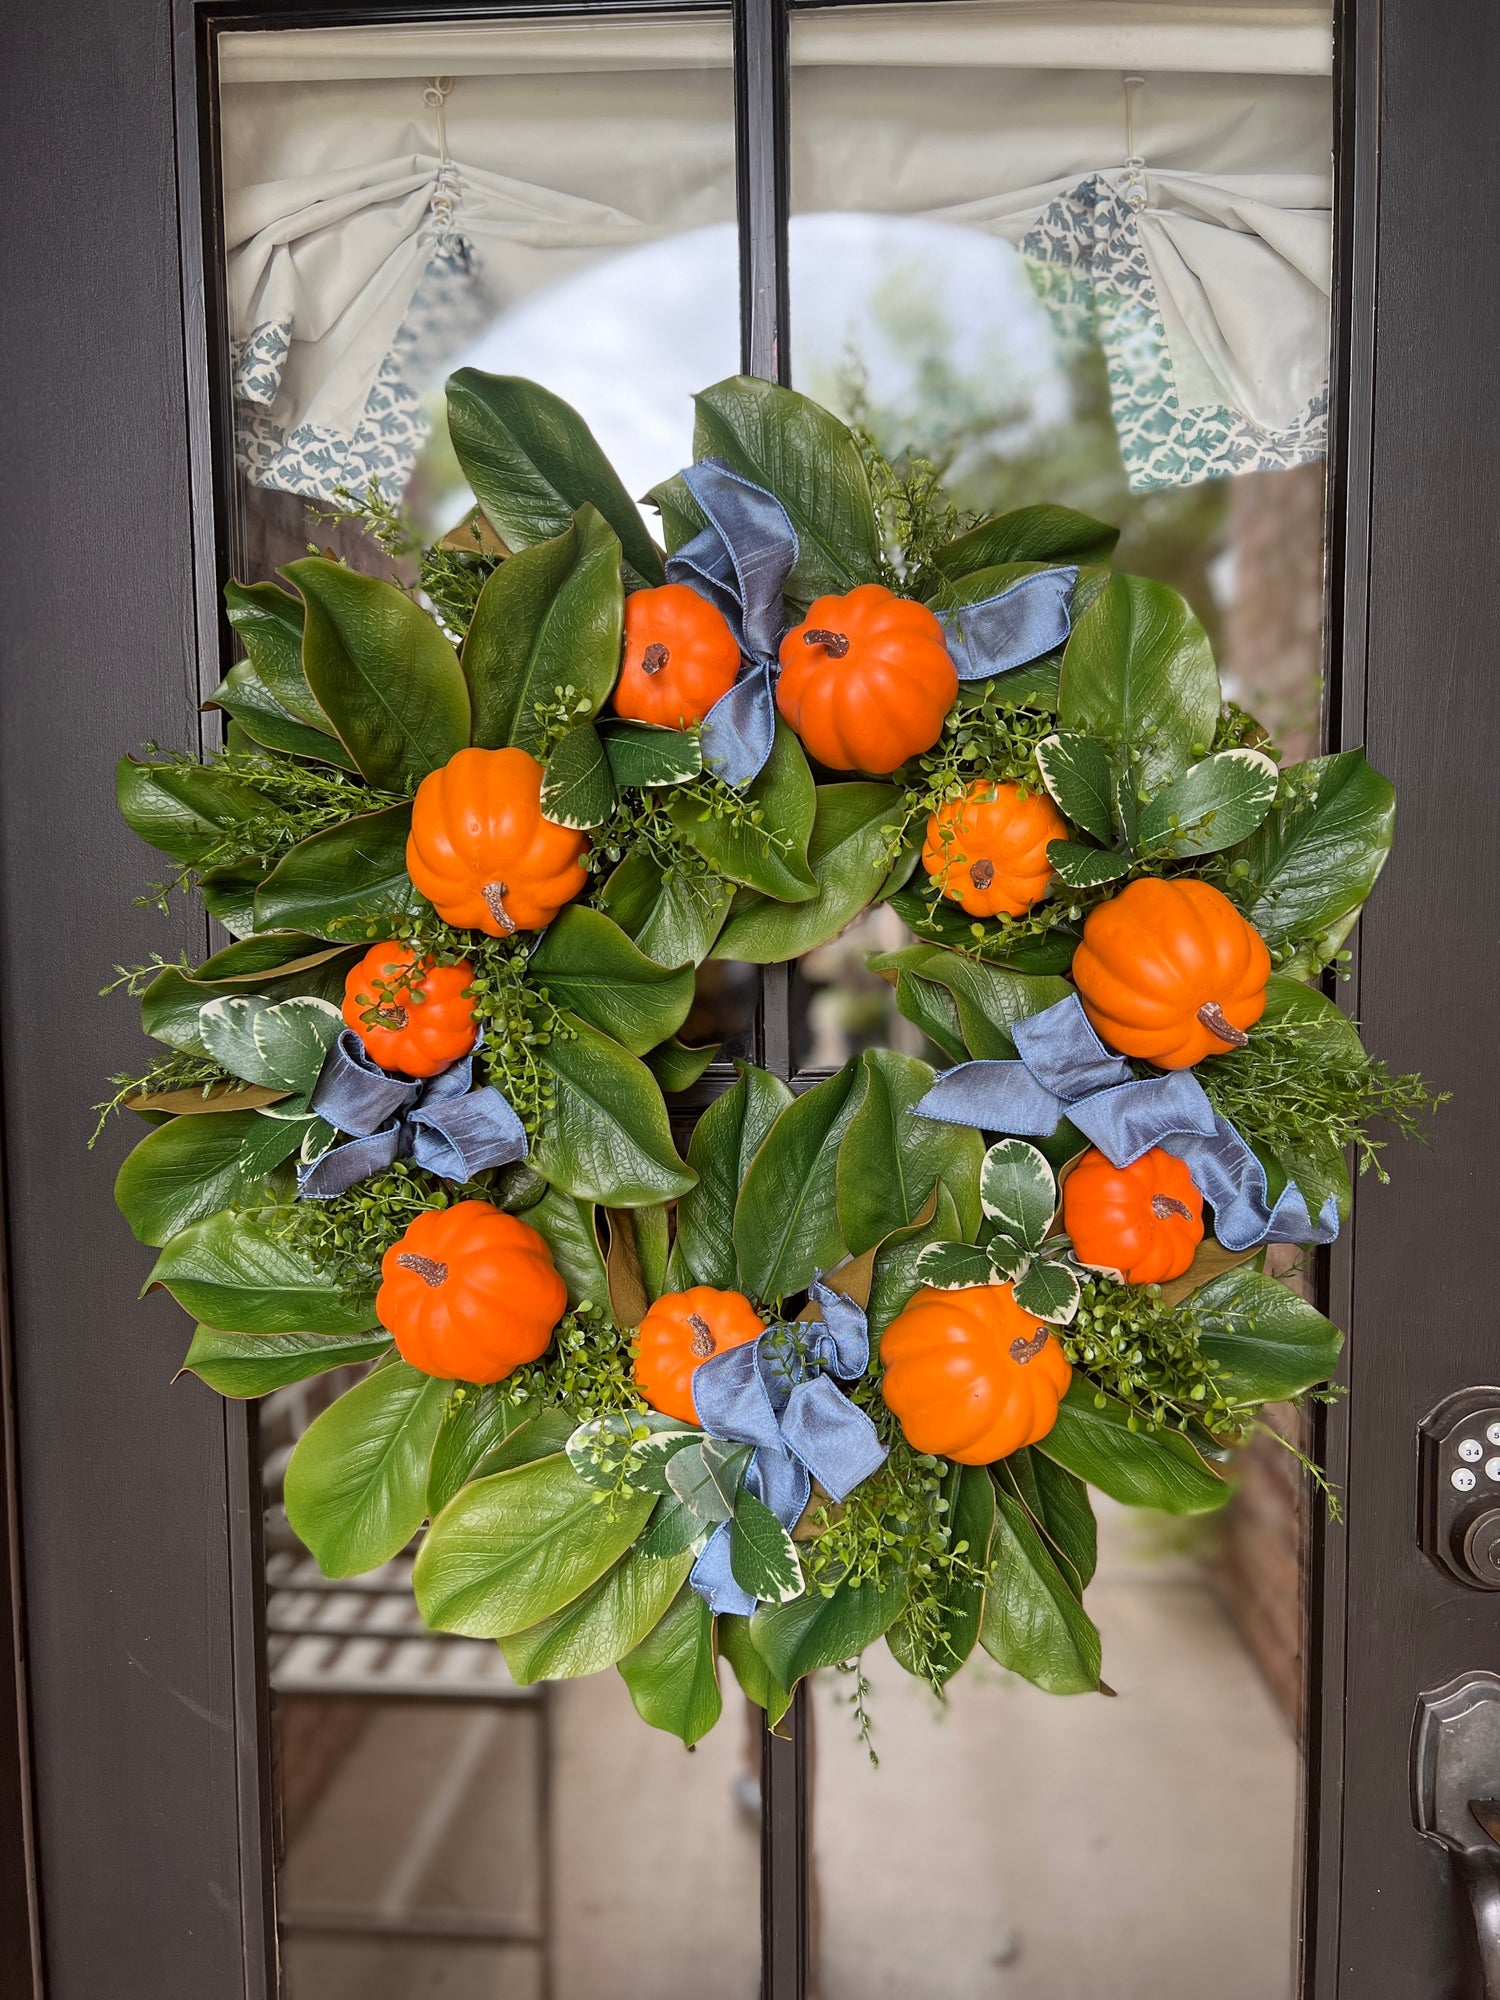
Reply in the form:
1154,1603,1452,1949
776,584,957,774
880,1284,1072,1464
1071,877,1271,1068
406,746,590,936
922,780,1067,918
634,1286,765,1425
612,584,741,729
377,1201,566,1384
342,941,477,1080
1062,1146,1204,1284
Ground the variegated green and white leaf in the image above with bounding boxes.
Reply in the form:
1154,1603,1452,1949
915,1241,997,1292
1013,1258,1082,1326
1034,732,1116,845
979,1139,1057,1249
566,1413,700,1496
197,994,342,1103
1136,748,1280,858
666,1439,752,1523
730,1490,804,1604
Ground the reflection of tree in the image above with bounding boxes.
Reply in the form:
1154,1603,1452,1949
806,254,1228,653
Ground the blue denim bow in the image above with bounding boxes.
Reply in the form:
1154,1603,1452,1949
296,1031,527,1200
687,1277,888,1616
667,459,1079,787
915,994,1338,1253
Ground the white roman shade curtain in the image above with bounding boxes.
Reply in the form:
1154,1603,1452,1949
219,1,1332,501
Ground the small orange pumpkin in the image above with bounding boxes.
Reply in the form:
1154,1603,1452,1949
634,1286,766,1425
1072,877,1271,1069
922,780,1067,918
341,941,477,1080
406,745,590,936
776,584,957,774
377,1200,566,1384
1062,1146,1204,1285
612,584,741,729
880,1284,1072,1465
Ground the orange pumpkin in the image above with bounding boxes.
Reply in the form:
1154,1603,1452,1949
776,584,957,774
881,1284,1071,1464
377,1201,566,1384
406,746,590,936
612,584,741,729
1062,1146,1204,1284
634,1286,766,1425
1071,877,1271,1069
341,941,477,1080
922,780,1067,918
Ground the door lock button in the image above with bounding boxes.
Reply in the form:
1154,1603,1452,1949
1420,1390,1500,1591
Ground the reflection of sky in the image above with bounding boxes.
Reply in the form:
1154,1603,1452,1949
438,213,1066,523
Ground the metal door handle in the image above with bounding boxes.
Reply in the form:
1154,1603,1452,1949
1413,1676,1500,1997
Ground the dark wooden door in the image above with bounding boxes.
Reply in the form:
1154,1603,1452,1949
1,2,1497,1995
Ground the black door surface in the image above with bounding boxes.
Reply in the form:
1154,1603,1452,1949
2,2,1498,1995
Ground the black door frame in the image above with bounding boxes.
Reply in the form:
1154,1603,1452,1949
5,0,1498,1993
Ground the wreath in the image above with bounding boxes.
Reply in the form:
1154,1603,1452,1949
102,369,1440,1747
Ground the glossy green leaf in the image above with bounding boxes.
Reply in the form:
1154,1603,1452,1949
116,758,263,866
189,934,353,986
887,1463,995,1686
1034,731,1117,844
867,947,1072,1061
1137,748,1279,858
207,661,359,769
713,783,901,963
501,1548,693,1684
285,557,470,790
414,1453,653,1637
1191,1266,1344,1403
477,1408,578,1477
1223,748,1396,958
836,1048,983,1254
254,803,419,941
179,1324,391,1399
529,907,695,1055
600,852,735,968
1039,1381,1230,1515
284,1359,449,1577
1059,573,1221,793
734,1062,860,1303
619,1585,723,1746
670,1062,793,1292
1000,1449,1097,1596
461,505,627,753
866,1184,965,1337
522,1186,607,1307
540,722,616,829
692,376,880,604
601,720,702,788
730,1491,804,1604
446,369,664,588
645,1037,719,1093
884,891,1080,976
670,719,816,902
718,1613,793,1726
427,1384,536,1516
115,1110,302,1246
637,1493,705,1561
644,471,707,557
979,1139,1057,1249
936,505,1119,577
224,578,327,728
667,1439,751,1525
886,963,968,1065
147,1211,378,1335
1046,841,1132,889
533,1012,695,1206
980,1486,1101,1694
750,1575,906,1687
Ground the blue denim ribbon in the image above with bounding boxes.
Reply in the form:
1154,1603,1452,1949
667,459,1079,787
687,1277,888,1617
915,994,1339,1253
296,1031,527,1200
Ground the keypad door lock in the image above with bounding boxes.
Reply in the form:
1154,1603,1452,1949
1419,1389,1500,1589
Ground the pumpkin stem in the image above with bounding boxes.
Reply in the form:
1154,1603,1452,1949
482,883,518,935
1151,1194,1194,1222
641,642,670,675
1009,1329,1050,1365
396,1252,448,1288
802,628,850,660
687,1311,717,1358
368,1003,408,1032
1196,1001,1249,1049
968,858,996,890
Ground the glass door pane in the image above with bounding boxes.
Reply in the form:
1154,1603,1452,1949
787,5,1333,1992
217,19,760,1995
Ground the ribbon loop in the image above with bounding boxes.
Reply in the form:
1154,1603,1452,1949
937,567,1079,681
297,1031,527,1200
916,994,1338,1253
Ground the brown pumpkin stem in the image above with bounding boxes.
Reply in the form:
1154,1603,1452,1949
396,1252,448,1288
802,628,850,660
482,882,517,935
369,1003,408,1032
687,1311,717,1358
641,642,670,675
1151,1195,1195,1222
1009,1329,1050,1365
968,858,996,890
1196,1001,1249,1049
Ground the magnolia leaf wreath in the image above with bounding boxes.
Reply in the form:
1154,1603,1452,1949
101,369,1442,1748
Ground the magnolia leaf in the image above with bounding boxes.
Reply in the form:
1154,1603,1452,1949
1222,747,1396,958
733,1061,860,1301
115,1110,303,1246
1046,840,1132,889
601,720,703,788
124,1081,287,1116
540,722,616,829
254,802,420,942
427,1385,538,1517
730,1490,805,1605
116,758,264,867
618,1584,723,1747
668,718,816,902
914,1240,996,1291
750,1574,907,1687
284,1360,449,1577
1039,1382,1230,1515
530,908,695,1056
147,1212,377,1336
886,1462,995,1686
1191,1266,1344,1403
1154,1235,1260,1309
645,1037,719,1093
500,1548,692,1686
936,505,1119,576
1012,1258,1081,1325
223,578,328,729
670,1061,794,1293
1060,572,1220,794
866,1185,965,1336
532,1013,696,1207
1034,733,1116,844
836,1047,983,1253
980,1487,1101,1695
179,1325,391,1400
712,783,901,962
208,660,359,770
1136,748,1280,858
979,1139,1057,1249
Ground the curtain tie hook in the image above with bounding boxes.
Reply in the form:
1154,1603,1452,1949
1122,74,1148,212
